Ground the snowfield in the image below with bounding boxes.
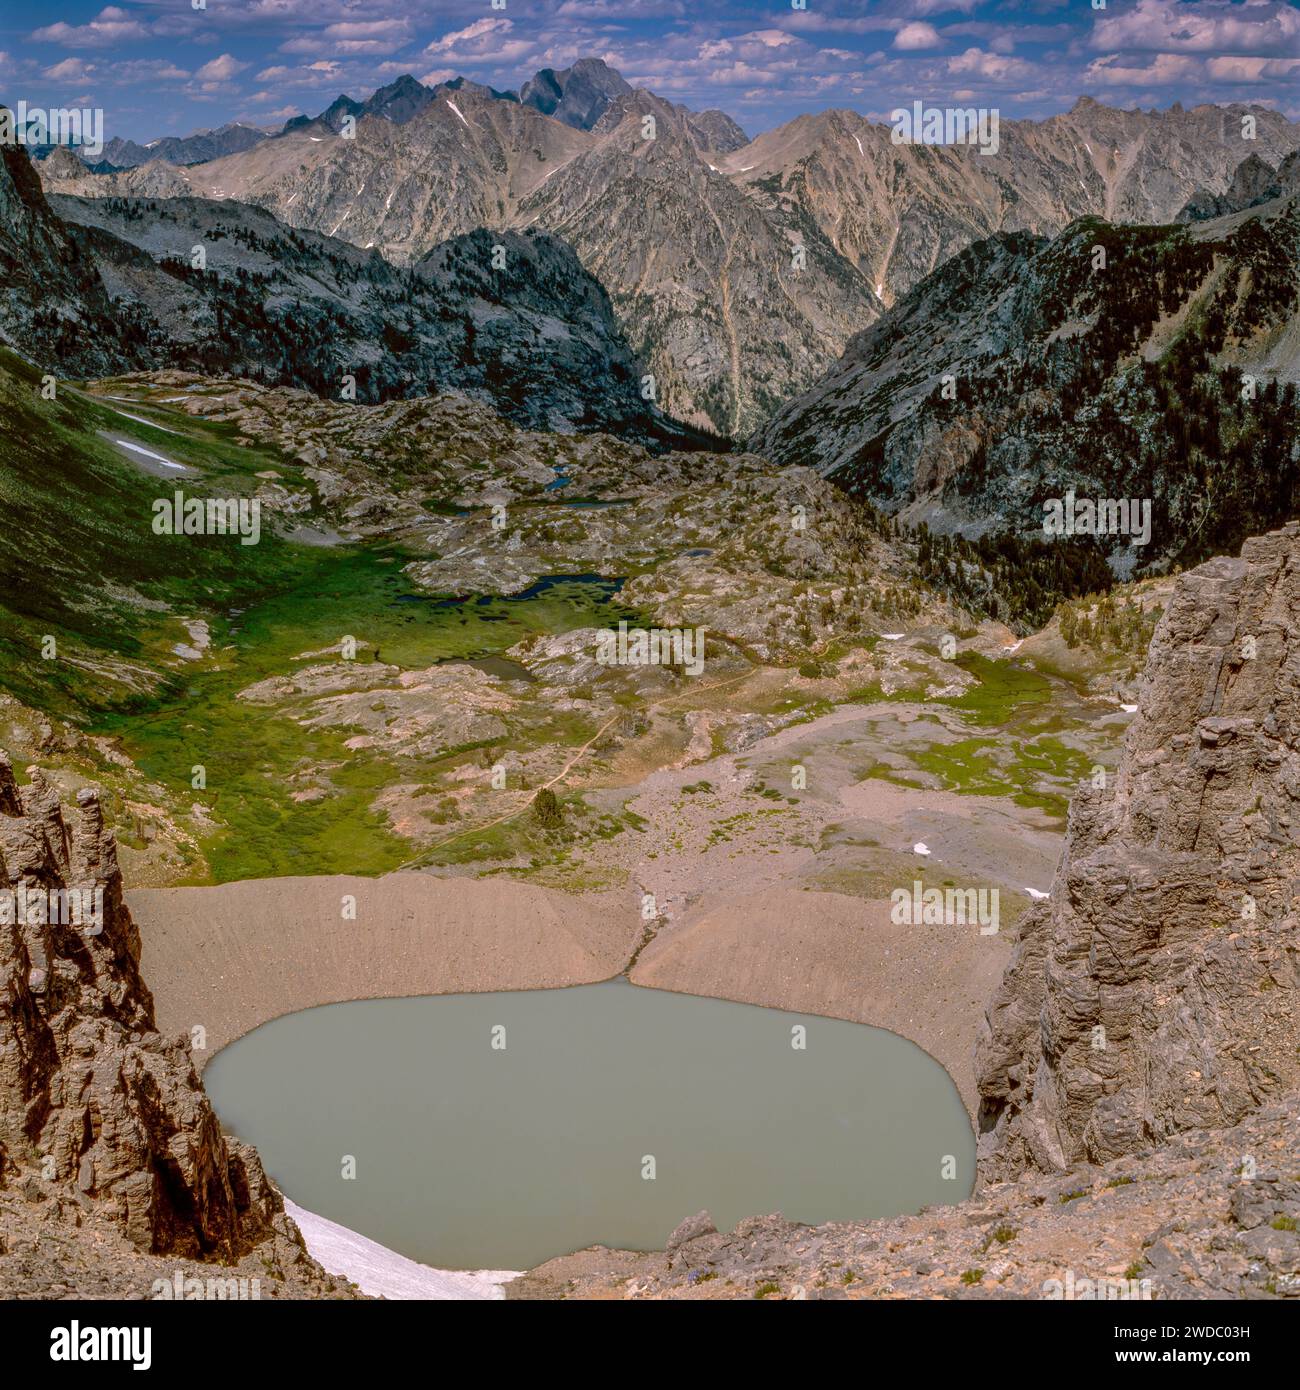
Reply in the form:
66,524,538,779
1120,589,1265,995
285,1199,519,1301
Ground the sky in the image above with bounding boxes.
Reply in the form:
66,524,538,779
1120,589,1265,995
2,0,1298,144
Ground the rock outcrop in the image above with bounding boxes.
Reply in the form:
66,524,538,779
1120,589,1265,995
0,753,290,1259
977,525,1300,1178
1178,151,1300,222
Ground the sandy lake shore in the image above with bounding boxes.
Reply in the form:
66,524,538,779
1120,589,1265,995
131,869,1007,1116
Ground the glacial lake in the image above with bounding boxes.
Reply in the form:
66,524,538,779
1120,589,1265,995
205,979,974,1271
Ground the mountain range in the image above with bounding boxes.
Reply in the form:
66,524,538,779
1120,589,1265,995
755,172,1300,576
2,139,716,447
36,62,1300,436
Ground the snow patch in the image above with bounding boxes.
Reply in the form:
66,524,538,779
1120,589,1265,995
447,99,471,129
285,1199,517,1301
853,135,864,156
1025,886,1050,901
913,842,931,857
1120,703,1138,713
881,632,905,641
536,153,579,186
104,405,181,436
114,440,185,470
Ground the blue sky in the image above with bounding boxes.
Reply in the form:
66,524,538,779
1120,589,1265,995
3,0,1298,143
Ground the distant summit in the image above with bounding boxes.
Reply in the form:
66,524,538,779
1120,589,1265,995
520,57,633,132
75,122,268,170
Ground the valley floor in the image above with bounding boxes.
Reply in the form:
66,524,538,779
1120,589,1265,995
0,359,1170,1297
129,678,1125,1117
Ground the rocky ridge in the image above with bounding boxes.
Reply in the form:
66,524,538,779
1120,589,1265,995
977,523,1300,1177
1,139,708,446
1178,151,1300,222
0,752,351,1296
754,186,1300,573
41,87,1299,436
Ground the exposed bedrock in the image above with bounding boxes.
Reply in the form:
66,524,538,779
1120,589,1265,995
977,524,1300,1178
0,753,296,1259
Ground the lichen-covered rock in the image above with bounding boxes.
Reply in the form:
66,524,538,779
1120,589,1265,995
976,524,1300,1179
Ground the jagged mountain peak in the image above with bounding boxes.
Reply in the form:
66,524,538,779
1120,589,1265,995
1178,150,1300,221
520,56,633,131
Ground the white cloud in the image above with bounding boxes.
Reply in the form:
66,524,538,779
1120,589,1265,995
1091,0,1300,56
1084,52,1201,85
946,48,1033,82
280,18,412,58
424,18,512,56
30,7,146,50
42,57,97,82
894,23,941,52
324,20,411,40
281,37,405,56
742,30,799,49
115,58,189,83
1206,55,1300,82
195,54,250,84
250,58,350,93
